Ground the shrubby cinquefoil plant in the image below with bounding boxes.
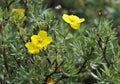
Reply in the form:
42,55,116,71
0,0,120,84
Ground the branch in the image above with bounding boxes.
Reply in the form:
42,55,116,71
19,0,28,16
4,0,15,10
103,36,110,67
97,34,103,51
2,43,9,72
55,74,69,83
17,26,26,45
97,34,110,67
76,59,87,74
4,0,9,10
8,0,15,7
76,47,94,74
44,60,64,84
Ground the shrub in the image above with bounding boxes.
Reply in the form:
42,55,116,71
0,0,120,84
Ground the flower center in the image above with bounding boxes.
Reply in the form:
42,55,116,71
70,19,75,22
38,39,43,43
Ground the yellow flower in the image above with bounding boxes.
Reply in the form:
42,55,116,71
10,8,25,21
62,14,85,29
25,42,39,54
31,30,52,50
25,30,52,54
46,78,55,84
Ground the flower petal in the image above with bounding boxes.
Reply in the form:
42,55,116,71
62,14,71,23
79,18,85,23
25,42,39,54
70,23,80,29
47,78,55,84
43,37,52,50
38,30,47,37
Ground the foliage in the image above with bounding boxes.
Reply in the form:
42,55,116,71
0,0,120,84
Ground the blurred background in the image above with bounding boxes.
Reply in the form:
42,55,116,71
43,0,120,44
0,0,120,28
43,0,120,28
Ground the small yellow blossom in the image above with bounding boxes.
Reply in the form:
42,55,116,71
25,42,39,54
46,78,55,84
31,30,52,50
62,14,85,29
10,8,25,21
25,30,52,54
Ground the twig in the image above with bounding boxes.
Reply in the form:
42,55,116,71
0,24,2,32
44,59,58,84
76,47,94,74
44,51,51,65
8,0,15,6
97,34,103,51
96,10,110,67
4,0,9,10
44,60,64,84
97,9,103,27
19,0,28,16
103,36,110,67
2,43,9,72
97,35,110,67
4,0,15,10
62,28,70,43
76,59,87,74
55,74,69,84
17,26,26,45
13,56,21,67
